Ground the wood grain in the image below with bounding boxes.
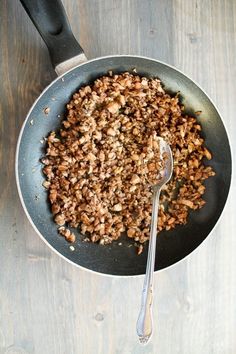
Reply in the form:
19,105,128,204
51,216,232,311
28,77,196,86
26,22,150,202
0,0,235,353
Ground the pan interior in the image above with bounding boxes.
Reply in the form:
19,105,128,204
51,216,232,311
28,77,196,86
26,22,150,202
17,56,231,276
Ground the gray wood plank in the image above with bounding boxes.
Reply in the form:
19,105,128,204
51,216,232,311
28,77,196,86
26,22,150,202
0,0,235,353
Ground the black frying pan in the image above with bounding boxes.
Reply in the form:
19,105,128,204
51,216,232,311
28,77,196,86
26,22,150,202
16,0,232,276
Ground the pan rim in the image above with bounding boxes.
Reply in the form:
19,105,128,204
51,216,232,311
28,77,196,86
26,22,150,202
15,54,232,278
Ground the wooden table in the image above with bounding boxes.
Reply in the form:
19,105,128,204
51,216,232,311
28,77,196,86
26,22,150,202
0,1,235,353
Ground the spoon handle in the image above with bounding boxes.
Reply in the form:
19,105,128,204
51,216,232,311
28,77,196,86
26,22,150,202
136,187,160,344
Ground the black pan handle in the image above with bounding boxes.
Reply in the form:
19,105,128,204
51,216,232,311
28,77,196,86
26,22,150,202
20,0,86,73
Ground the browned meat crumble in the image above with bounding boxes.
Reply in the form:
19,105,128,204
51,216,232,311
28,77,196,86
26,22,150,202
42,72,215,252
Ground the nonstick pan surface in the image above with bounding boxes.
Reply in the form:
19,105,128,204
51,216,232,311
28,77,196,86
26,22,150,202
16,55,231,276
16,1,231,276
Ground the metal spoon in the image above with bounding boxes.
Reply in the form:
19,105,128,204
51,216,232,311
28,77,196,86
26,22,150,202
136,137,173,344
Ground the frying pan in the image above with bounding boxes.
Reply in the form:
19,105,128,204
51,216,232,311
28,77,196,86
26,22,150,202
16,0,232,276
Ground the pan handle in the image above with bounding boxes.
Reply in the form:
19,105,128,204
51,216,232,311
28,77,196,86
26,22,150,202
20,0,87,75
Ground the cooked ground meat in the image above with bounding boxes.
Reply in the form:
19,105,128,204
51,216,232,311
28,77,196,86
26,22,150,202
42,72,215,250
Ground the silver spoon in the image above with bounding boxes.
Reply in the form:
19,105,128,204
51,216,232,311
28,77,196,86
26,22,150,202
136,137,173,344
